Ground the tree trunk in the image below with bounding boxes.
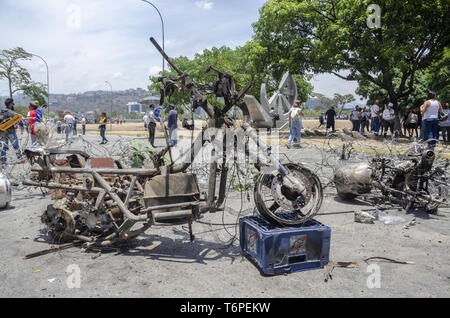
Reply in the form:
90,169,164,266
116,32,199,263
390,95,403,136
9,77,12,98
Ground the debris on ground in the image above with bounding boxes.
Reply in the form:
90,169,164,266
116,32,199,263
354,210,375,224
364,257,415,265
324,261,359,282
403,218,417,230
376,210,406,225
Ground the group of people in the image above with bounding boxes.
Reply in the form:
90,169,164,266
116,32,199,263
317,92,448,147
288,91,448,150
56,112,88,144
0,98,45,164
143,104,179,148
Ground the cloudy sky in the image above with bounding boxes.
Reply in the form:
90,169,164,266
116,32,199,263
0,0,360,99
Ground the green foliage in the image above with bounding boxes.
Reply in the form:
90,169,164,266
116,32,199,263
333,93,355,114
230,165,259,191
425,46,450,102
356,70,429,114
14,106,29,117
252,0,449,111
0,47,33,97
122,139,170,169
22,83,48,108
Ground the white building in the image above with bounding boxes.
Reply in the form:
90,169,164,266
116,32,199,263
127,102,143,113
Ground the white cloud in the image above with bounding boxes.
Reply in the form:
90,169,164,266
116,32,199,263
113,72,123,78
149,66,162,76
195,1,214,10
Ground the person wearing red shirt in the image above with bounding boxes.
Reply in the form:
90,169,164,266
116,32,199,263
28,103,38,146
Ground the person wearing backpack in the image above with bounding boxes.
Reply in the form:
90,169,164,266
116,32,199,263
0,99,26,164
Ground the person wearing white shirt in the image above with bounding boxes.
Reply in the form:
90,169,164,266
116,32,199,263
64,111,75,144
350,106,361,132
370,99,381,135
81,117,87,135
421,91,444,148
382,103,395,138
147,104,157,147
285,100,304,149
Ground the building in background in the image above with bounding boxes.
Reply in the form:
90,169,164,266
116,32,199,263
126,102,143,113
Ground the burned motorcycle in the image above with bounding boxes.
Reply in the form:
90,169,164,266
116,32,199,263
334,147,449,213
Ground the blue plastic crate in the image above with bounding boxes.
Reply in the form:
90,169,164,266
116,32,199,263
240,213,331,275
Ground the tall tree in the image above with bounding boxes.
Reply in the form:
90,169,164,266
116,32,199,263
0,47,48,105
313,93,334,110
0,48,33,98
252,0,449,122
333,93,355,114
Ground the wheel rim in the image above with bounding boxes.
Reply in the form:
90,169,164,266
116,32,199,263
254,163,323,226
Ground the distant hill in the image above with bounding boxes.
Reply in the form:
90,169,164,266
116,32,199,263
0,88,153,113
306,98,366,110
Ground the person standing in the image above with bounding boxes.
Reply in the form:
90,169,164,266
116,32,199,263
350,106,361,132
402,110,410,136
269,107,279,129
405,109,419,138
370,99,381,135
438,102,450,143
28,103,38,146
64,110,75,144
73,117,78,136
98,112,108,144
167,105,178,147
286,100,304,149
382,103,395,138
325,106,336,133
81,116,87,135
34,101,42,123
147,104,157,147
360,107,370,133
421,91,444,148
0,99,26,164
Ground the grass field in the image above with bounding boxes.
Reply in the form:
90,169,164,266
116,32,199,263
85,120,354,137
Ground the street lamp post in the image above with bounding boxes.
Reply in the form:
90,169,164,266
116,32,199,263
105,81,113,131
141,0,165,74
30,53,50,117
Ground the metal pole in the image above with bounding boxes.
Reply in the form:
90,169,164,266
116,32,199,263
30,53,50,117
105,81,113,131
141,0,165,74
